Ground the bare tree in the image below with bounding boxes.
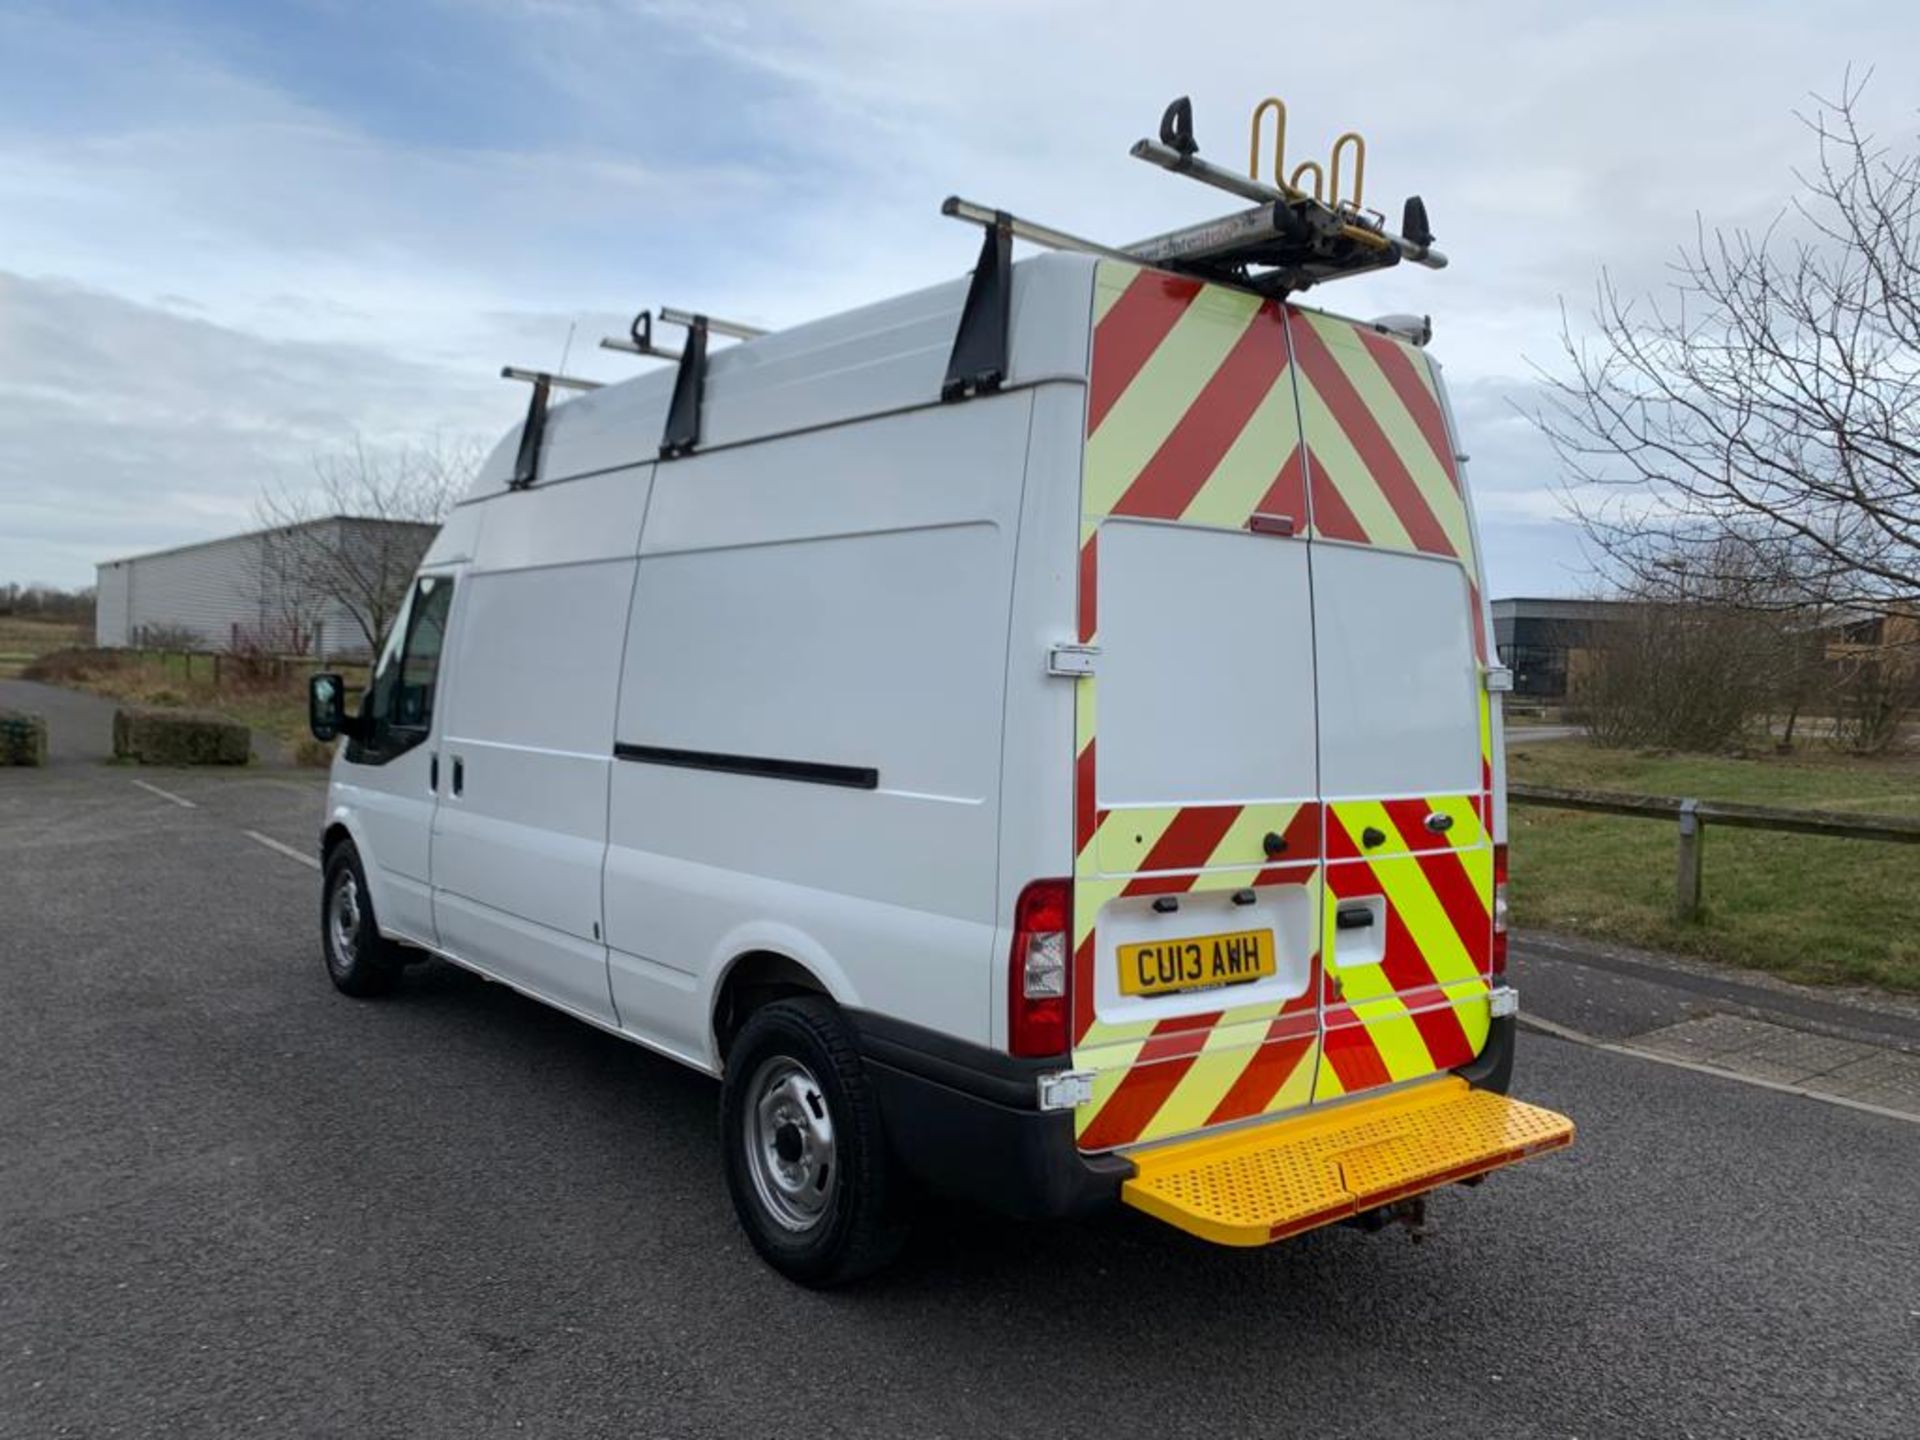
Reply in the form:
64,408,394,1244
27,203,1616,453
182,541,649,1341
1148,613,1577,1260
254,435,476,656
1535,74,1920,609
1574,538,1819,752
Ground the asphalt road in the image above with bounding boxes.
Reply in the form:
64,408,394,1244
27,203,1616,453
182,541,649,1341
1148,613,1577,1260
4,747,1918,1438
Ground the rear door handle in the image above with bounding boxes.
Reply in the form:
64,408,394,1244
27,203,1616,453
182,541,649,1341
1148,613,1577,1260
1335,904,1375,931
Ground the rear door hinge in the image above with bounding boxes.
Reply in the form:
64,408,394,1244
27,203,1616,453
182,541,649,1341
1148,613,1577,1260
1484,666,1514,693
1047,644,1100,678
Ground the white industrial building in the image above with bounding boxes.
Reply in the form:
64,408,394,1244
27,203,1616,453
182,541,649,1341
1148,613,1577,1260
96,517,437,659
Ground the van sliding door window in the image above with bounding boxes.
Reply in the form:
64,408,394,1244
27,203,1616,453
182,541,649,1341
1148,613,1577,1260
348,575,455,765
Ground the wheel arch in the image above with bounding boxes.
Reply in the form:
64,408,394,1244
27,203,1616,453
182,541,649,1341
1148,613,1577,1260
712,950,832,1067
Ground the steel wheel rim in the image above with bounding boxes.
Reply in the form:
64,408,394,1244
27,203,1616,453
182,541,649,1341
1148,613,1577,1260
744,1055,837,1232
328,872,361,969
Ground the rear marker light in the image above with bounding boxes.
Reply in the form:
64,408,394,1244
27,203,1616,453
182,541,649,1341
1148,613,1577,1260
1492,842,1510,977
1009,878,1072,1058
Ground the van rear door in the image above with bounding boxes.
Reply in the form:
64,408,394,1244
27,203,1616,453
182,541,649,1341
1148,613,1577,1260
1283,306,1496,1103
1068,269,1324,1153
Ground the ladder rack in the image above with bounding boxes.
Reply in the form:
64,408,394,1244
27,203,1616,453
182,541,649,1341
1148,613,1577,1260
945,95,1446,300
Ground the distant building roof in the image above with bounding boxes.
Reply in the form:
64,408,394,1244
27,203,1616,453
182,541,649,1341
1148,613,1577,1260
1491,596,1637,622
98,515,438,569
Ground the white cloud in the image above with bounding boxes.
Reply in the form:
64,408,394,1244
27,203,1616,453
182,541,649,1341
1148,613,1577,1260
2,0,1916,589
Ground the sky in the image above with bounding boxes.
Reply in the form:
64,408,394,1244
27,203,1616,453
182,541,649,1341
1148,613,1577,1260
2,0,1914,595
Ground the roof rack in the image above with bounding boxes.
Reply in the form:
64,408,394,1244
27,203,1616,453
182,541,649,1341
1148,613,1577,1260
944,94,1446,300
500,367,605,489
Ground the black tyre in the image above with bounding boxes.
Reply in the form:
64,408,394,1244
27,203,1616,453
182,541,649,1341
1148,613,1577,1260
720,997,909,1286
320,841,403,998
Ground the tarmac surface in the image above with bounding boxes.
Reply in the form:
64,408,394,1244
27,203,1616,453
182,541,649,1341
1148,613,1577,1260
4,689,1917,1438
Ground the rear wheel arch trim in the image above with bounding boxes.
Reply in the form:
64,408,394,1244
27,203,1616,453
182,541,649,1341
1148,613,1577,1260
707,930,857,1070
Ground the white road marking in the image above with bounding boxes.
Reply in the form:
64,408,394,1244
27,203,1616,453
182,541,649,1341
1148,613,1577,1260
244,829,320,871
130,778,195,809
1521,1012,1919,1126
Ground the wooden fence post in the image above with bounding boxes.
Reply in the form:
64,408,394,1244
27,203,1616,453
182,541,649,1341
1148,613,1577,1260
1675,798,1704,921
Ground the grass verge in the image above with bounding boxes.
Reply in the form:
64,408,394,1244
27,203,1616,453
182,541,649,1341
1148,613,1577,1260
1508,740,1920,993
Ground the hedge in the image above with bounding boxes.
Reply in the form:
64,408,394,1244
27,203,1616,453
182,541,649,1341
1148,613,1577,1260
1,709,48,766
112,707,251,766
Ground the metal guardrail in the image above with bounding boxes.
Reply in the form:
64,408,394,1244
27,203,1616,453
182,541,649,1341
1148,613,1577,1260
1508,782,1920,921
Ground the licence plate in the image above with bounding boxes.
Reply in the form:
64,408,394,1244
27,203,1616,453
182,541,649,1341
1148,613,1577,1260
1117,930,1276,997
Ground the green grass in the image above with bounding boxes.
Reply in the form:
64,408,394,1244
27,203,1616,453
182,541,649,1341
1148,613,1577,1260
0,618,90,677
1507,741,1920,992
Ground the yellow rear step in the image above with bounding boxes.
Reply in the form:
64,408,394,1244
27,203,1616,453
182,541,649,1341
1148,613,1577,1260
1121,1077,1573,1247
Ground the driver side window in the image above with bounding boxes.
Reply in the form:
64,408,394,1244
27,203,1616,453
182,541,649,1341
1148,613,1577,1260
348,575,455,765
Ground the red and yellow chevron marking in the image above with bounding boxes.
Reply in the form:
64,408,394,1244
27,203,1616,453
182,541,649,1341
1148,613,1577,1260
1084,267,1309,533
1069,261,1500,1152
1315,800,1494,1103
1288,309,1474,564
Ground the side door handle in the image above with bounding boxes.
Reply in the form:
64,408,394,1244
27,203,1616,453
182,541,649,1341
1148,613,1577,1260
452,756,464,796
430,753,439,792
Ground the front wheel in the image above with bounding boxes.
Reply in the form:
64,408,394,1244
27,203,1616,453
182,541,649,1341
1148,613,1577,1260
720,997,908,1286
321,841,402,998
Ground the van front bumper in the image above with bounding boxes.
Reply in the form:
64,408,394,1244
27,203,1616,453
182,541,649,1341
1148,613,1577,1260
849,1011,1522,1223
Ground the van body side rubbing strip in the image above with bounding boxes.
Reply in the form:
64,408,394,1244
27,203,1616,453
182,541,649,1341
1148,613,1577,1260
613,743,879,791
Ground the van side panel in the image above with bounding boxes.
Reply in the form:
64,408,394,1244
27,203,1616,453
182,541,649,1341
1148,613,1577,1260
1284,307,1496,1105
428,465,652,1026
603,396,1036,1064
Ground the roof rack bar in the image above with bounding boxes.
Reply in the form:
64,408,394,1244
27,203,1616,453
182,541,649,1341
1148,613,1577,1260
941,196,1137,262
658,306,767,342
501,365,603,392
600,310,683,362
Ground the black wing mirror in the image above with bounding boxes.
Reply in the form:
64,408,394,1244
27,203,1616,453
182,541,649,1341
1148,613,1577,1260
308,673,348,743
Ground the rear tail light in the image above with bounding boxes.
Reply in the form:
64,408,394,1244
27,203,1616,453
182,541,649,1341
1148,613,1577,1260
1009,878,1072,1058
1491,842,1510,976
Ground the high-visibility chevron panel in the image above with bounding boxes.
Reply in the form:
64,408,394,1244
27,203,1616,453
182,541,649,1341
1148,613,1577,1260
1315,796,1494,1104
1070,261,1501,1154
1286,307,1473,563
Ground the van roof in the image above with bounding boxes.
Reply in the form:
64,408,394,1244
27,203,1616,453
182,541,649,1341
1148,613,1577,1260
464,254,1439,505
463,251,1104,504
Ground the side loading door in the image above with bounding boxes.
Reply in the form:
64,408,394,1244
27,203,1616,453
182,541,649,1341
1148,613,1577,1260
429,467,650,1027
1068,263,1325,1154
335,571,459,948
1283,305,1497,1103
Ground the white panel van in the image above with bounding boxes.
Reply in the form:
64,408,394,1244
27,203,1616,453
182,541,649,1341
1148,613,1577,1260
307,245,1571,1284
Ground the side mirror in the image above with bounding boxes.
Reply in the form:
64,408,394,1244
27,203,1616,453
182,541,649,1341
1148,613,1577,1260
308,673,347,743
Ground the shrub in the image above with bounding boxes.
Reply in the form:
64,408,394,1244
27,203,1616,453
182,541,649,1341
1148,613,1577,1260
112,707,250,766
20,647,128,685
0,709,48,766
293,736,337,768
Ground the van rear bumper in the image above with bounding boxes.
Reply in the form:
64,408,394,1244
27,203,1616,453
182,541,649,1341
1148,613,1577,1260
848,1012,1131,1220
848,1010,1519,1222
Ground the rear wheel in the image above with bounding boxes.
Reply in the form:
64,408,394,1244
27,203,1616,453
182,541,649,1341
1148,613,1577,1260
321,841,402,998
720,997,908,1286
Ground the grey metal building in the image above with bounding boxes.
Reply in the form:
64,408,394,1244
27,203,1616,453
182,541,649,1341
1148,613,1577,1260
96,517,437,659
